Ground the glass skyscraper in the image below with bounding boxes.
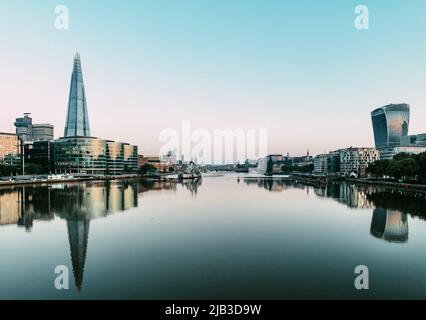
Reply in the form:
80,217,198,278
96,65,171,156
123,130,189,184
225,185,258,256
64,53,91,137
371,104,410,149
54,53,138,175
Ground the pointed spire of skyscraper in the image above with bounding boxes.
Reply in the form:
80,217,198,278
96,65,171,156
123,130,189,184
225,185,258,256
64,53,91,137
67,219,90,290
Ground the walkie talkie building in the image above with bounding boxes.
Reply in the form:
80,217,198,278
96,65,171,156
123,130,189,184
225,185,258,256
371,104,410,149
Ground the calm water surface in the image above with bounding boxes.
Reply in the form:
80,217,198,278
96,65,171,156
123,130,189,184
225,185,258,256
1,175,426,299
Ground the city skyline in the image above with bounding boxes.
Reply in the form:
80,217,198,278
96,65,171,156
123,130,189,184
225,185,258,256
1,1,426,156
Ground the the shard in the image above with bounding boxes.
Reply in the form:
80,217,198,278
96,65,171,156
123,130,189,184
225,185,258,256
64,53,91,137
67,219,90,290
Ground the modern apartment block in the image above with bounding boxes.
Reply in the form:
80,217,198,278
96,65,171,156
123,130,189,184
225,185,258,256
339,147,380,177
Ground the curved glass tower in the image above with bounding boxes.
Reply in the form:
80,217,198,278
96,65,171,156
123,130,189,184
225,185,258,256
64,53,91,137
371,104,409,148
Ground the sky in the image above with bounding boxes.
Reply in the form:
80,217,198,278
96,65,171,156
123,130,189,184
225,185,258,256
1,0,426,158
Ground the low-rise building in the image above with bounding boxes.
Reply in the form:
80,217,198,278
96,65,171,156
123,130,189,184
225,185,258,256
138,155,171,172
54,137,137,175
378,133,426,160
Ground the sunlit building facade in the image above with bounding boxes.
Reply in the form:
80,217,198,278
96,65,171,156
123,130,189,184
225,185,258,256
0,132,20,166
54,137,137,175
54,137,107,174
106,141,138,175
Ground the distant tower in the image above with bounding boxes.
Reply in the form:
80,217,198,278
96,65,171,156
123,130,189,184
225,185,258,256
64,53,91,137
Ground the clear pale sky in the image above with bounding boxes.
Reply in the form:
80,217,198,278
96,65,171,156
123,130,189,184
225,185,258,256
1,0,425,157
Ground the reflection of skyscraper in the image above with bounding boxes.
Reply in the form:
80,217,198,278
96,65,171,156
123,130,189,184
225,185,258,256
370,208,408,243
64,53,91,137
67,219,90,290
371,104,410,149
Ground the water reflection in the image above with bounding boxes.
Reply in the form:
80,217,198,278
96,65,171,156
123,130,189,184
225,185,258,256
243,177,426,244
0,179,202,290
370,208,408,243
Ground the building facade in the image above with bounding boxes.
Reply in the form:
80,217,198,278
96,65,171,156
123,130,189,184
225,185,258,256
32,124,54,141
0,133,20,166
54,137,107,175
256,155,284,175
313,154,329,175
378,133,426,160
106,141,138,175
25,141,55,172
138,155,170,172
54,137,137,175
339,147,379,177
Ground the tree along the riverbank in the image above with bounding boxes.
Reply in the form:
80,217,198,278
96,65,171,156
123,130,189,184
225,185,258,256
0,164,19,176
138,163,157,175
282,164,314,174
367,152,426,182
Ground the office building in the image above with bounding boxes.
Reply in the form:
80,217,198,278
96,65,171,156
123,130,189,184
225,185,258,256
15,113,54,143
32,124,54,141
14,113,33,142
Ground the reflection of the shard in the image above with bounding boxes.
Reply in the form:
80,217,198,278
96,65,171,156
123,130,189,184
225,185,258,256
370,208,408,243
67,219,90,290
0,179,201,290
